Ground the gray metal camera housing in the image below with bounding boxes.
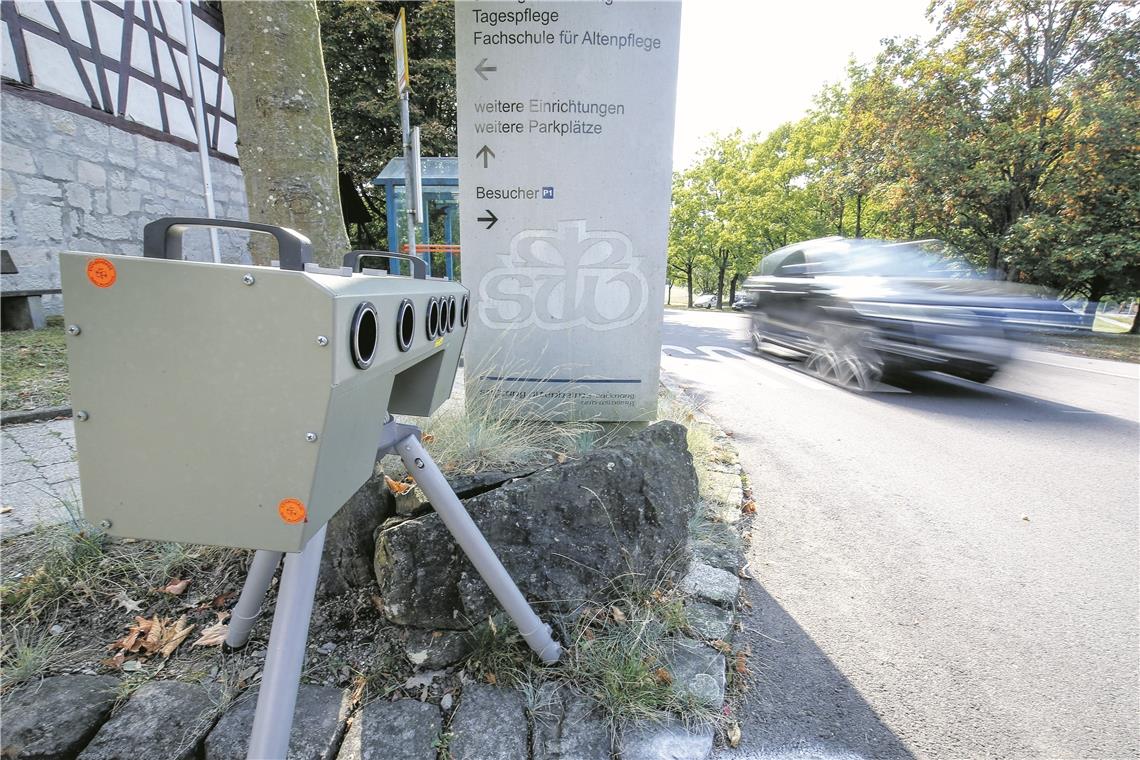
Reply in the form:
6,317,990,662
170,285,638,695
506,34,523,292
60,218,468,552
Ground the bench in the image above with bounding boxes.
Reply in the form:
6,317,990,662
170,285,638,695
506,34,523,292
2,249,61,330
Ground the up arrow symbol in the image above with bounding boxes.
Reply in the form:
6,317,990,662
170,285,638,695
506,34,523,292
476,145,496,168
475,58,497,80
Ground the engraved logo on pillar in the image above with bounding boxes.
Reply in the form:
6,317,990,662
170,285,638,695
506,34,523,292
478,220,648,331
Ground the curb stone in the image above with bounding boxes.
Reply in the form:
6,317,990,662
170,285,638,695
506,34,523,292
619,716,715,760
531,683,610,760
449,683,528,760
205,684,351,760
335,699,441,760
0,675,118,759
78,680,217,760
0,405,72,426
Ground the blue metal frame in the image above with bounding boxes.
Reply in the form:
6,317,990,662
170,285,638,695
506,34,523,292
373,160,459,279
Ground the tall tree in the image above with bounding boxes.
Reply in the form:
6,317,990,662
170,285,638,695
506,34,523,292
224,0,349,266
318,1,456,246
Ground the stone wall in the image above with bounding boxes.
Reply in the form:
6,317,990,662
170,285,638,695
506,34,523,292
1,91,249,313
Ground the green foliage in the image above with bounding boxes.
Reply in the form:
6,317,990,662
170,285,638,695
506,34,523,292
669,0,1139,302
319,1,456,246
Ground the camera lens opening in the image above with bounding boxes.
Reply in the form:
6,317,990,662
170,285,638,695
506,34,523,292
427,298,440,340
396,299,414,352
350,301,379,369
460,295,469,327
447,296,457,332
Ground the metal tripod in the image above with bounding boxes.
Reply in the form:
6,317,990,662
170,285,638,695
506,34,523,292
225,419,562,759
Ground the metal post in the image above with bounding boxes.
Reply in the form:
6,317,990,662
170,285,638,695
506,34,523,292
399,91,417,275
394,435,562,663
246,526,327,760
180,0,220,263
224,550,283,649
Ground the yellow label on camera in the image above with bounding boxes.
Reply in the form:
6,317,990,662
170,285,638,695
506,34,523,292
435,337,444,347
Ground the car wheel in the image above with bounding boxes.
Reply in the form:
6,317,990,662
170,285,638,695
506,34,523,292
750,312,770,354
805,322,883,392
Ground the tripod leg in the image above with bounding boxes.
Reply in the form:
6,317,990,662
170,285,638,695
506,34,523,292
394,435,562,664
246,526,326,760
225,550,284,649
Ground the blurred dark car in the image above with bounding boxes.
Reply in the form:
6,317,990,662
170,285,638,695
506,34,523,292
740,237,1085,391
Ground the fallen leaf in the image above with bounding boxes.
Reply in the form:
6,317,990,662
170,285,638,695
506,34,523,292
212,591,237,608
735,651,750,675
192,612,231,648
741,500,757,514
159,616,195,657
727,720,742,747
709,639,733,655
0,506,12,515
556,452,570,464
738,566,754,580
1021,514,1030,522
421,433,435,444
385,475,414,495
115,591,143,613
485,672,497,685
610,606,627,623
158,578,191,595
654,668,673,685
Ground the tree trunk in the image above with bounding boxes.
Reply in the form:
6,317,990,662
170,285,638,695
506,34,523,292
854,193,863,238
728,273,739,306
715,248,728,308
1129,306,1139,334
686,266,693,307
224,0,349,267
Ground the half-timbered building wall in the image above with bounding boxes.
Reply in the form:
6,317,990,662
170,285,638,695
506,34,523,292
1,0,249,304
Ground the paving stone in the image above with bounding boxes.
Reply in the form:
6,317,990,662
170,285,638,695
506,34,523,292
335,699,441,760
531,684,610,760
618,716,714,760
0,480,75,535
78,680,217,760
1,675,118,759
680,562,740,607
205,684,351,760
28,444,75,467
684,600,734,641
38,460,80,485
449,684,527,760
404,629,472,669
664,638,726,708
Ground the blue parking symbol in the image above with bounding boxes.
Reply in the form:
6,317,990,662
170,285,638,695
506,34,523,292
542,186,555,199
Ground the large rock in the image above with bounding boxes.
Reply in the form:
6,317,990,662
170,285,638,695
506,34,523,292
318,470,394,598
78,681,216,760
374,422,697,628
1,675,118,759
205,684,350,760
335,699,441,760
664,638,726,708
449,685,527,760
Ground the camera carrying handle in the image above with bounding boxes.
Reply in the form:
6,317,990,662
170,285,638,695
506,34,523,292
342,250,427,280
143,217,314,272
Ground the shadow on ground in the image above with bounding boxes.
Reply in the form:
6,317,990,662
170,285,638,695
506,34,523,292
716,583,914,760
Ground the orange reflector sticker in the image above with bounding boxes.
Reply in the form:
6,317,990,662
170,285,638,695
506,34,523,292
278,498,307,524
86,258,117,288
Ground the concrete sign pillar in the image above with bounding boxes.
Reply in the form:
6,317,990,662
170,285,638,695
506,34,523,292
456,0,682,421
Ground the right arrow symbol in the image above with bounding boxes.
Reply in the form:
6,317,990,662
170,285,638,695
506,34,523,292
476,145,496,168
475,58,497,80
477,209,498,229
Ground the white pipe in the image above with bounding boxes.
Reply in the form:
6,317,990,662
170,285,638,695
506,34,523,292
180,0,220,263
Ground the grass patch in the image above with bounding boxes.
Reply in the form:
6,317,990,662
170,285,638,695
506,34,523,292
415,374,603,474
1021,331,1139,363
462,570,728,734
1,315,70,411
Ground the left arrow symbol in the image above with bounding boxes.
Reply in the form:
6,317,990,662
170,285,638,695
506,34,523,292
476,145,496,168
475,58,497,80
477,210,498,229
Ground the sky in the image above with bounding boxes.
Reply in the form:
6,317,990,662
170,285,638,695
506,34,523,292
672,0,936,171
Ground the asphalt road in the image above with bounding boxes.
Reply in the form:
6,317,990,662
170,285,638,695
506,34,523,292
660,309,1139,760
